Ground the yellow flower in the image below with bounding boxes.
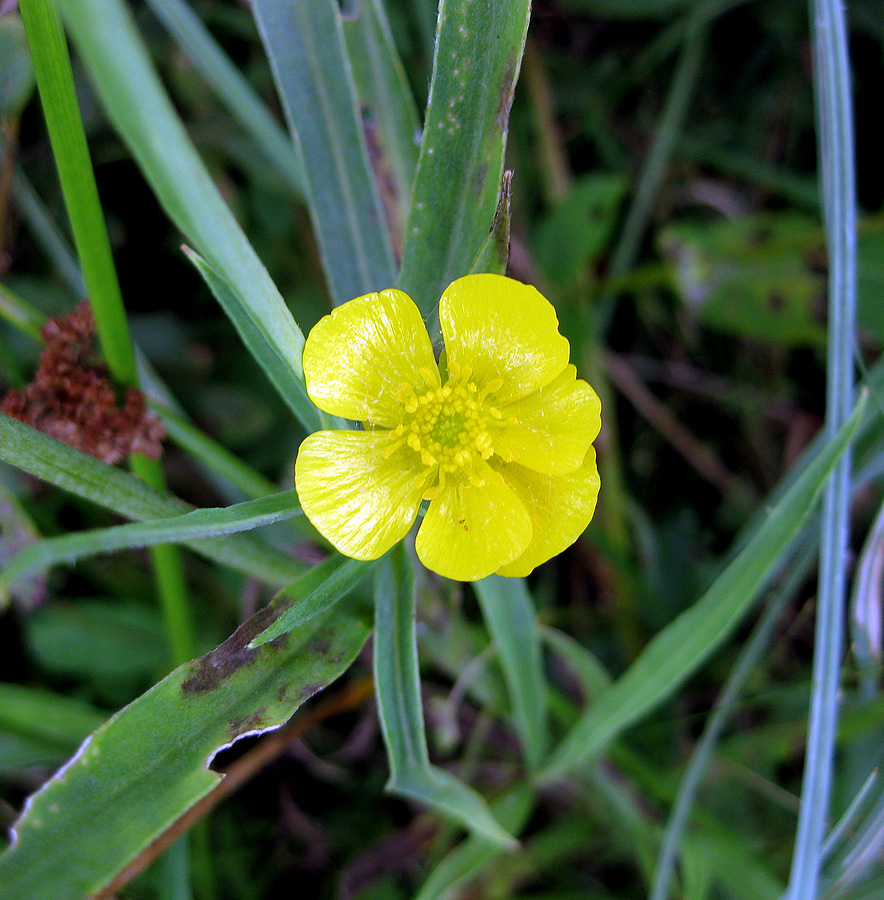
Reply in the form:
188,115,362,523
295,274,601,581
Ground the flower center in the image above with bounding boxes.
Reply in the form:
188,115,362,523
384,363,504,499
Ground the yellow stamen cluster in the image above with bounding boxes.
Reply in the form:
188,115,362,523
384,363,504,499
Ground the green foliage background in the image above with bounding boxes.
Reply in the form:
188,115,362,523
1,1,883,899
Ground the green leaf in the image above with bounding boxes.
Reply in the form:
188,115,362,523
374,546,516,847
0,603,370,900
19,0,137,384
250,556,374,646
54,0,314,429
469,170,513,277
144,0,306,197
252,0,398,306
0,414,305,589
475,575,548,770
543,390,866,780
414,787,534,900
183,249,319,432
0,490,303,602
398,0,531,313
341,0,421,258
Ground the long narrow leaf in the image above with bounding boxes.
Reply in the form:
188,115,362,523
252,0,397,306
54,0,314,429
144,0,306,197
475,575,549,770
0,490,303,601
374,546,515,847
0,414,305,588
0,603,370,900
341,0,421,257
397,0,531,313
543,391,866,780
251,556,374,645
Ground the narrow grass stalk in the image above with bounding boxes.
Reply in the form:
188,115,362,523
784,0,858,898
650,539,817,900
18,0,195,664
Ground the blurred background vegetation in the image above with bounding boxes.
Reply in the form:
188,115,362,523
1,0,883,898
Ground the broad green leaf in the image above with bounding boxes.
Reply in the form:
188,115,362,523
0,15,35,118
0,602,370,900
0,684,105,770
374,546,515,847
469,171,513,277
0,490,303,602
398,0,531,313
475,575,548,770
144,0,306,197
54,0,314,429
341,0,421,258
0,414,305,589
543,391,866,780
250,556,374,646
252,0,398,306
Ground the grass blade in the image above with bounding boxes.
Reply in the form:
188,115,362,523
0,490,303,601
543,391,866,780
54,0,314,428
475,575,549,770
341,0,421,258
144,0,306,197
0,414,306,588
397,0,531,314
784,0,859,896
374,546,515,847
252,0,397,306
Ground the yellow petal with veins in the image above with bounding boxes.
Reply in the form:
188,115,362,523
415,457,532,581
296,431,424,559
494,448,600,577
439,274,570,406
303,289,440,428
494,366,601,475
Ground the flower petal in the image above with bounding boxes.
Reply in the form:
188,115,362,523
303,289,440,427
439,274,570,406
494,448,600,578
415,458,532,581
295,431,424,559
494,365,601,474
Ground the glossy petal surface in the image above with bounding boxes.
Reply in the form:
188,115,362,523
494,365,602,474
295,431,424,559
303,289,439,427
439,274,570,406
415,458,532,581
495,448,601,577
